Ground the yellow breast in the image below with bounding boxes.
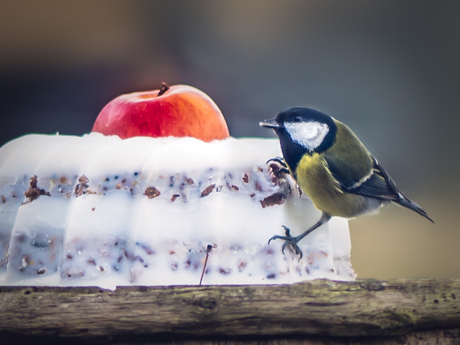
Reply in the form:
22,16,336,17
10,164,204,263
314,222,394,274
294,153,369,218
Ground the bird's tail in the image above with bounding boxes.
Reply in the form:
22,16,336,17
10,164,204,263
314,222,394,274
396,193,434,223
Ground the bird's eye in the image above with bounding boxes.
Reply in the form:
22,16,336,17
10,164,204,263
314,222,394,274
293,116,303,123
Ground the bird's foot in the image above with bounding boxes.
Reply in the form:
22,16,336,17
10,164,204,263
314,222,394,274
266,156,288,167
268,225,303,259
267,157,290,183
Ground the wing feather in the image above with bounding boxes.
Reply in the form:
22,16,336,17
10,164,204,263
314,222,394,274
325,155,399,200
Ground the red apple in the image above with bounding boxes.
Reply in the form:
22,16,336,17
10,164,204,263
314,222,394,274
92,83,230,142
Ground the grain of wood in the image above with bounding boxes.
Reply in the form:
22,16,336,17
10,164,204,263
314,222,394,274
0,278,459,341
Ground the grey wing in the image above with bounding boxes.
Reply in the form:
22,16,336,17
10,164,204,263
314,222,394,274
347,157,434,222
324,152,396,199
347,156,399,201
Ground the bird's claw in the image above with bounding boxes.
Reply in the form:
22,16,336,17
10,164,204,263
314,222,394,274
267,157,290,181
268,225,303,259
266,156,288,167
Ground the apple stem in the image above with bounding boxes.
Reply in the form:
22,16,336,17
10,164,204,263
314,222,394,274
158,82,170,96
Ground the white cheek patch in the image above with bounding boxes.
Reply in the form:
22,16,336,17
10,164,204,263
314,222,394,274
285,121,330,151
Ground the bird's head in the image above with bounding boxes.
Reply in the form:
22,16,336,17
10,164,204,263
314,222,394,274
260,107,337,154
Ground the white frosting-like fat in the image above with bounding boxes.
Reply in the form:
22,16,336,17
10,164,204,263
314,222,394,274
0,133,355,289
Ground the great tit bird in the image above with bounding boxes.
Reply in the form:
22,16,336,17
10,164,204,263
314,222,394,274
260,107,433,258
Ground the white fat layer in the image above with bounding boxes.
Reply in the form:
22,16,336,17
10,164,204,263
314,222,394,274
0,133,355,289
284,121,330,151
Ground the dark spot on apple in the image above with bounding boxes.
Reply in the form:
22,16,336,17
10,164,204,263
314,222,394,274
134,172,139,176
267,273,276,279
242,173,249,183
171,194,180,202
37,268,46,275
87,258,96,266
114,176,118,180
231,185,239,191
105,177,110,182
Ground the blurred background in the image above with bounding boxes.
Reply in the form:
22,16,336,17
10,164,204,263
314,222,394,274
1,0,459,279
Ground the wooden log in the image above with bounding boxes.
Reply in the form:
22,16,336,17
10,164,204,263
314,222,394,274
1,278,460,342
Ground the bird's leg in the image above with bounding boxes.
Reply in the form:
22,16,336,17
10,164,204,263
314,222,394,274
268,212,332,259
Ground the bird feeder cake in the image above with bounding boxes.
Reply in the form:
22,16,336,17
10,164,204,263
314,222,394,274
0,84,356,290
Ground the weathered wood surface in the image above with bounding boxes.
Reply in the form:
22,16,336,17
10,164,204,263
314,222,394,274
1,278,460,342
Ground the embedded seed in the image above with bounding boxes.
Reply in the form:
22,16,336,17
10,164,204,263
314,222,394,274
201,184,215,197
144,187,161,199
219,267,232,275
260,192,285,208
238,261,247,272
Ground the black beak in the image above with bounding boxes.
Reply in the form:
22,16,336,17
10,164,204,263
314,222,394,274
259,118,283,128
